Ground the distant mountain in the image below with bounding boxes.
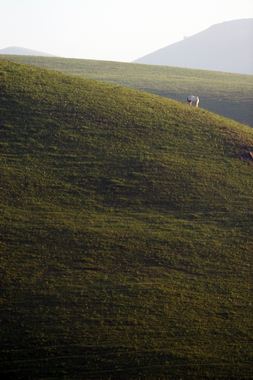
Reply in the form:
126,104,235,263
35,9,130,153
133,19,253,75
0,46,57,57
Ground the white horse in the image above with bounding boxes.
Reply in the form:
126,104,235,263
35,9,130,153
187,95,199,107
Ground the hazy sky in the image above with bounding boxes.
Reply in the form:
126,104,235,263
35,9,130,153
1,0,253,62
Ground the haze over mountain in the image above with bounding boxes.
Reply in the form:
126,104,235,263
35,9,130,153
0,46,57,57
134,19,253,75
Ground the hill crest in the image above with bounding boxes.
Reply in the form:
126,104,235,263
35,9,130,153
1,55,253,128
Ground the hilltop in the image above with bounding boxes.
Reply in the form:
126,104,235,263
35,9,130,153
134,19,253,75
1,55,253,128
1,59,253,379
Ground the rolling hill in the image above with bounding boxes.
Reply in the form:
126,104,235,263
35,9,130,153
1,59,253,379
134,19,253,75
1,55,253,129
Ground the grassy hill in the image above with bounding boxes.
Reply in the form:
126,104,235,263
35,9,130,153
1,55,253,129
1,59,253,379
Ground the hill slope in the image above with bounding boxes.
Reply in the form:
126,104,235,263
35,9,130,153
134,19,253,75
1,59,253,379
1,56,253,128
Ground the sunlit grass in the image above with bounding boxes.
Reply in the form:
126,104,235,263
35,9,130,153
2,54,253,127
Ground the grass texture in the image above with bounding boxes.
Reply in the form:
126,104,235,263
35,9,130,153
1,59,253,379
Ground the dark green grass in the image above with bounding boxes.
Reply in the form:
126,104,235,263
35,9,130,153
1,59,253,379
2,55,253,128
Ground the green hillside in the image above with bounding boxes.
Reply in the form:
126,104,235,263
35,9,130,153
1,59,253,379
1,55,253,128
